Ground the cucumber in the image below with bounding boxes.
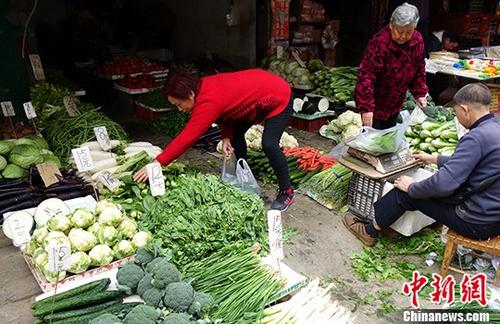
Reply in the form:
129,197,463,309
33,290,124,317
32,278,110,309
42,300,121,321
50,302,140,324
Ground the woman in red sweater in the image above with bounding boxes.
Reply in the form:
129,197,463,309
133,69,295,211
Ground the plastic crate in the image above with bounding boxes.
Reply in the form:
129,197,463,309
347,173,385,220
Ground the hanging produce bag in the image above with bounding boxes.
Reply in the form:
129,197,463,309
221,155,260,195
345,110,413,155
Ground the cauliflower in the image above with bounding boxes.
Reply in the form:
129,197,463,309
32,226,49,245
68,252,91,274
143,287,163,307
47,214,71,233
113,240,136,259
123,304,160,324
98,205,123,226
137,273,154,296
97,226,121,246
88,244,113,266
89,313,121,324
132,231,152,248
342,124,361,140
188,292,214,317
116,262,145,294
336,110,360,128
68,228,97,252
70,208,94,229
151,261,181,289
161,313,193,324
163,282,195,313
118,217,137,239
279,133,299,148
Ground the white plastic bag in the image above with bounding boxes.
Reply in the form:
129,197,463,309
345,110,413,155
221,156,260,195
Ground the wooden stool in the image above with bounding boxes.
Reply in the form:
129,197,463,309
440,230,500,286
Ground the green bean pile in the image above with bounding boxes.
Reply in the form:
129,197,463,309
183,246,283,323
43,107,128,165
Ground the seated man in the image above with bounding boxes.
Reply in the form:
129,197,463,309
344,83,500,246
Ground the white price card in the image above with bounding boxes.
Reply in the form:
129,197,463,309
23,101,37,119
277,46,284,59
48,243,71,272
267,210,284,260
71,147,94,172
99,171,121,191
1,101,16,117
6,214,32,247
93,126,112,151
63,96,80,117
146,162,166,197
29,54,46,81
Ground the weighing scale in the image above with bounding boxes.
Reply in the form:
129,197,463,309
345,147,419,175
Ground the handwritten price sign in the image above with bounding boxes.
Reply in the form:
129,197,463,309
146,162,166,197
267,210,284,260
23,102,37,119
71,147,94,172
1,101,16,117
48,243,71,272
93,126,112,151
99,171,121,191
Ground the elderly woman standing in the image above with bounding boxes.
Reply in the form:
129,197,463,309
355,3,428,129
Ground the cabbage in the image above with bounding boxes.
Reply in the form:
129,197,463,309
43,231,70,252
112,240,136,259
68,228,97,252
95,200,119,214
68,252,91,273
47,214,71,232
2,164,28,179
98,206,123,226
42,154,61,168
9,144,43,169
42,263,66,283
88,244,114,266
13,138,37,147
0,140,14,155
22,135,49,150
70,208,95,229
285,61,301,75
23,240,39,257
33,226,49,245
132,231,152,248
292,67,309,77
97,226,121,246
0,156,6,171
118,218,137,239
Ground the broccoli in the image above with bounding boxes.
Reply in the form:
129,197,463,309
188,292,214,317
135,247,154,266
142,287,163,307
116,262,145,294
137,273,154,296
145,257,170,273
161,313,193,324
123,304,160,324
151,262,181,289
163,282,194,313
89,313,121,324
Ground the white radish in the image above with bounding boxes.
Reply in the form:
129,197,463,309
89,151,116,161
127,142,154,147
91,158,118,173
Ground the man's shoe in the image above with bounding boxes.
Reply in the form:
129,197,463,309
342,214,376,247
271,189,294,211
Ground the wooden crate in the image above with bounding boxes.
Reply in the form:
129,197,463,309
486,83,500,113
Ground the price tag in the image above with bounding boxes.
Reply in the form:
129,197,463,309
48,243,71,272
23,101,37,119
7,214,32,247
267,210,284,260
99,171,121,191
146,162,166,197
290,49,307,68
277,46,284,59
1,101,16,117
93,126,112,151
63,96,80,117
36,162,62,187
71,147,94,172
29,54,46,81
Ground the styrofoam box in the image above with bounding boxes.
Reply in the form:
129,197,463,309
382,168,436,236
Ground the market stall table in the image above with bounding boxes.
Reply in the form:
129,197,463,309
426,56,500,81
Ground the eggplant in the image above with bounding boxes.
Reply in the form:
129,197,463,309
0,192,40,209
0,188,36,200
44,183,87,194
46,189,94,201
0,200,39,220
0,180,29,189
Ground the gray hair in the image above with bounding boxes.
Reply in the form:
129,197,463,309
391,3,420,26
454,83,491,107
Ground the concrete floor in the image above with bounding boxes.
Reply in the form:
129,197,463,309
0,107,441,324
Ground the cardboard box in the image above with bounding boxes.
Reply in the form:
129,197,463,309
487,83,500,113
261,256,308,303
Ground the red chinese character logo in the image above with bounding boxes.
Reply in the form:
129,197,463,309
430,273,456,304
403,271,429,308
460,273,487,306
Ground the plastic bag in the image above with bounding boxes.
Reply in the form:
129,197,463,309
221,156,260,195
345,110,413,155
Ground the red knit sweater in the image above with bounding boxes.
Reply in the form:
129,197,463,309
156,69,291,166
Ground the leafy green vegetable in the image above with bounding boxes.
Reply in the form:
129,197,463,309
153,111,190,138
0,140,14,155
116,262,145,293
139,173,267,266
163,282,195,312
9,144,43,168
2,164,28,178
0,155,7,171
